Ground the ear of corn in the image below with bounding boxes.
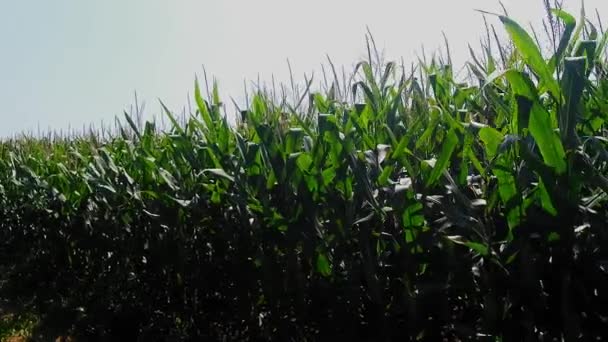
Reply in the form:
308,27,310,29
2,4,608,340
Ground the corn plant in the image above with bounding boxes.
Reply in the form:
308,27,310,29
1,3,608,341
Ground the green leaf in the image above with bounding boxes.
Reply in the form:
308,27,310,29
123,112,142,140
480,127,520,229
321,167,336,186
426,129,458,186
203,168,235,183
316,253,332,277
503,69,567,173
597,30,608,59
479,127,504,159
160,101,185,136
560,56,586,145
464,241,489,256
296,153,313,172
212,80,221,106
159,168,179,191
169,196,191,208
547,232,561,242
446,235,489,256
195,78,214,130
402,202,424,228
573,40,597,76
548,9,577,73
537,178,558,216
499,15,560,97
378,165,394,186
504,69,538,100
566,4,586,57
528,101,567,174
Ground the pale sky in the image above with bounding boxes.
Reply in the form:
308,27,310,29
1,0,606,137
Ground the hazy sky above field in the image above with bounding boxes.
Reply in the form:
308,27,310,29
1,0,607,136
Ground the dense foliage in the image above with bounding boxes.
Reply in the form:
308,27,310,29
2,4,608,341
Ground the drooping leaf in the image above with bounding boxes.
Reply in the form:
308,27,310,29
528,101,567,174
499,15,560,97
549,9,577,72
203,168,234,183
159,168,179,191
426,129,458,186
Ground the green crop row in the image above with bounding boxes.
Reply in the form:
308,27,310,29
1,3,608,341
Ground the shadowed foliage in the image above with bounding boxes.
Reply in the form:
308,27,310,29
1,2,608,341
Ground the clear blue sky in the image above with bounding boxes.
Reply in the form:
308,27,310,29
1,0,605,137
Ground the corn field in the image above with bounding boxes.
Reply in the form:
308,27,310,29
1,3,608,341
